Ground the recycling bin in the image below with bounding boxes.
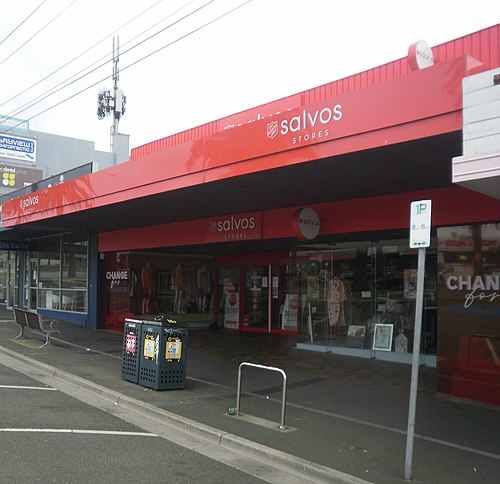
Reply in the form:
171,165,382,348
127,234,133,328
122,318,143,383
138,316,188,390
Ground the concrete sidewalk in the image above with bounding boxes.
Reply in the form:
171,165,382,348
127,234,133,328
0,313,498,483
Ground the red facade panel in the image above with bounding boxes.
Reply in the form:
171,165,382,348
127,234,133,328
98,186,500,253
0,56,475,228
131,24,499,160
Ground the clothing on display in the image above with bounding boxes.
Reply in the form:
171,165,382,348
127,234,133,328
174,264,184,313
197,265,211,311
327,276,346,327
141,262,154,313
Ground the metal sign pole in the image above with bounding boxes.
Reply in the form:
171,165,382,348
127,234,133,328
404,246,426,480
405,199,432,481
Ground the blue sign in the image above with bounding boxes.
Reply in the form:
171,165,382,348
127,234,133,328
0,134,37,162
0,240,34,251
0,115,29,133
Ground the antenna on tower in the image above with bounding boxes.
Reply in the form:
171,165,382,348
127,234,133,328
97,35,126,153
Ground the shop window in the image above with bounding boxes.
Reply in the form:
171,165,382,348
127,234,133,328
0,252,7,304
38,238,60,290
292,239,437,358
36,234,88,313
104,252,215,330
437,223,500,405
7,251,19,308
62,234,88,289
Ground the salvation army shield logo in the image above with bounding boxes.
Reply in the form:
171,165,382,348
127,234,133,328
208,220,217,233
267,121,278,139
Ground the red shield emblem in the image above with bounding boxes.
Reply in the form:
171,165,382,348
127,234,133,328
267,121,278,139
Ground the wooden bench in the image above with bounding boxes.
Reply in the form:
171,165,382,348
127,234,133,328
12,307,60,348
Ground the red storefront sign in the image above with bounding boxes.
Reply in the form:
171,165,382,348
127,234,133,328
206,212,261,243
1,56,475,228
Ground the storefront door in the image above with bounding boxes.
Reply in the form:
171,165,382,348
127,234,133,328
271,264,288,332
218,265,240,329
241,263,288,333
217,255,290,334
243,265,270,330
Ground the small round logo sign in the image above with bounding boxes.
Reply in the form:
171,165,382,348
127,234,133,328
293,208,320,240
408,40,435,71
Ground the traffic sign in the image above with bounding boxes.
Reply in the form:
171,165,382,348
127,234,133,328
410,200,432,248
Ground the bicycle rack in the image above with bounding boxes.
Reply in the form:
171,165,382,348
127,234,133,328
235,362,288,429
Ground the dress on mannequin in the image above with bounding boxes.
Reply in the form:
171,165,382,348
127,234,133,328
197,266,210,312
327,276,346,327
141,262,154,314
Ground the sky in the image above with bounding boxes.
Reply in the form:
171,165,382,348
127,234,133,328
1,0,499,153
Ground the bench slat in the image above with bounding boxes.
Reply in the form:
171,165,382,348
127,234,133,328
12,308,60,348
12,307,28,339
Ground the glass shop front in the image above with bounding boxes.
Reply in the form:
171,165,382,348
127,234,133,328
104,236,438,363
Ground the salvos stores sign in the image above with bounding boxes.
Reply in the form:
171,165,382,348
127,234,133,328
206,212,262,243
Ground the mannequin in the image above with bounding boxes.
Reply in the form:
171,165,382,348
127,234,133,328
197,265,210,312
174,264,184,314
327,275,346,328
141,262,154,314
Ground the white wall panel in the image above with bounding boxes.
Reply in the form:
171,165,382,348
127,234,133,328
454,68,500,198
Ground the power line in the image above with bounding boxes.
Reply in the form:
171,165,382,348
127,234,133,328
0,0,48,48
1,0,254,135
0,0,79,68
0,0,202,125
1,0,219,128
0,0,207,123
0,0,166,111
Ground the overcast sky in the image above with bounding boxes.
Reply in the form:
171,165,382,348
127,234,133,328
1,0,499,153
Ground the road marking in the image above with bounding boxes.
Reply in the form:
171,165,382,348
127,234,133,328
0,385,57,390
1,341,498,472
417,435,500,460
0,428,158,437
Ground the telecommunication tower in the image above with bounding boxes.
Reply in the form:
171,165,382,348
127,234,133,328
97,36,126,153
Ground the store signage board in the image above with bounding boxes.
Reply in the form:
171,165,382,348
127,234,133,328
0,134,37,163
0,115,29,133
293,207,320,240
409,200,432,248
408,40,435,71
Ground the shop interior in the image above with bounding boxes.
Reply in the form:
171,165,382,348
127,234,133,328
104,235,437,360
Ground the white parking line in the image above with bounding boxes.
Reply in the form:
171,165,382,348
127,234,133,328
0,428,158,437
0,385,57,390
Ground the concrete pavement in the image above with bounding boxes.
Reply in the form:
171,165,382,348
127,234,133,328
0,312,498,483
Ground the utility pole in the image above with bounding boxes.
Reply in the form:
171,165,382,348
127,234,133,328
97,36,126,154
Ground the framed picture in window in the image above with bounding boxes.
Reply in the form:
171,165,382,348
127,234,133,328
346,325,366,348
158,271,172,294
373,323,394,351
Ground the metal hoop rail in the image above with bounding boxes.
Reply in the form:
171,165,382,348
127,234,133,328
235,362,288,429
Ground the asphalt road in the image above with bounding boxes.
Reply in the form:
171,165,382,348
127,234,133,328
0,362,266,484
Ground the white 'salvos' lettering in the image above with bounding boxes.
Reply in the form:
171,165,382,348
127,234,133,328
216,216,255,232
280,105,343,134
20,195,39,209
278,104,343,144
209,216,257,241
